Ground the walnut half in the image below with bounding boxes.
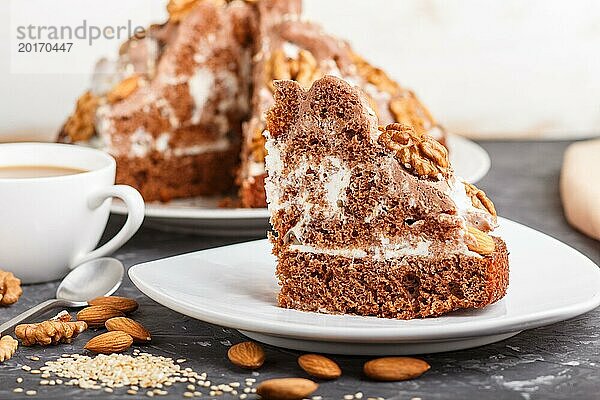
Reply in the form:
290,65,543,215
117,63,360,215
265,48,321,90
464,182,497,217
61,91,99,143
378,123,449,180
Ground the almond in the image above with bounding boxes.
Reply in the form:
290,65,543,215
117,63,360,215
76,306,125,327
105,317,151,342
227,341,265,370
84,331,133,354
256,378,318,400
466,226,496,256
89,296,139,313
298,354,341,380
363,357,430,381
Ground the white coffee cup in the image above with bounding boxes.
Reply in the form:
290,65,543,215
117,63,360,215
0,143,145,283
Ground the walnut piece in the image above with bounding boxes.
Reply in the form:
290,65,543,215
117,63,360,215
0,270,23,306
389,93,436,135
62,91,99,143
249,127,267,163
0,335,18,363
464,182,497,217
106,74,141,104
378,123,449,180
15,313,87,346
351,52,399,95
266,48,321,90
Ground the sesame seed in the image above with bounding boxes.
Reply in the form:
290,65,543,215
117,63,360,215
127,389,138,395
193,391,201,397
29,356,40,361
22,365,32,371
177,359,187,363
355,393,364,399
187,384,195,390
30,370,41,374
16,377,23,383
13,388,24,393
146,391,155,397
26,390,37,396
39,380,49,385
240,394,247,400
344,395,354,400
184,393,194,398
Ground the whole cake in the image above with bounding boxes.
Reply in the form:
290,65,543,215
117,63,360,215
59,0,446,205
264,76,508,319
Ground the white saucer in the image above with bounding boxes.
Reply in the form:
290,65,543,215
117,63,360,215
113,135,490,236
129,218,600,355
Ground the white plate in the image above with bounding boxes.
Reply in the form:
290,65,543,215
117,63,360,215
129,218,600,355
112,135,489,236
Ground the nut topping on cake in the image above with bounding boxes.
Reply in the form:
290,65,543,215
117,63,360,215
62,91,99,142
351,52,399,95
167,0,224,22
466,226,496,256
464,182,497,217
378,123,449,180
389,93,436,135
250,127,267,163
266,49,321,90
106,75,142,104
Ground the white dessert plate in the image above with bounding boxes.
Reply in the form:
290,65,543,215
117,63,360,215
129,218,600,355
112,134,489,236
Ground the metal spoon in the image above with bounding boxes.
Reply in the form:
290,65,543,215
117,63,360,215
0,257,124,334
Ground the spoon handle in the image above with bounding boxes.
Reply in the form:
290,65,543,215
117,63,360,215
0,299,83,335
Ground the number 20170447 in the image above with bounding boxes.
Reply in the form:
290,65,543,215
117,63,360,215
17,42,73,53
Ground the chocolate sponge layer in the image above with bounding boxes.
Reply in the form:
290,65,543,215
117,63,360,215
275,237,509,319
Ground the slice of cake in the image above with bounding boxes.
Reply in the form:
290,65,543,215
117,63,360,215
264,76,508,319
59,0,256,201
238,19,445,207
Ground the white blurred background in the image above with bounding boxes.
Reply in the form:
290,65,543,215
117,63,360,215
1,0,599,142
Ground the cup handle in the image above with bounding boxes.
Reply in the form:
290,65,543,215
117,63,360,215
69,185,144,269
